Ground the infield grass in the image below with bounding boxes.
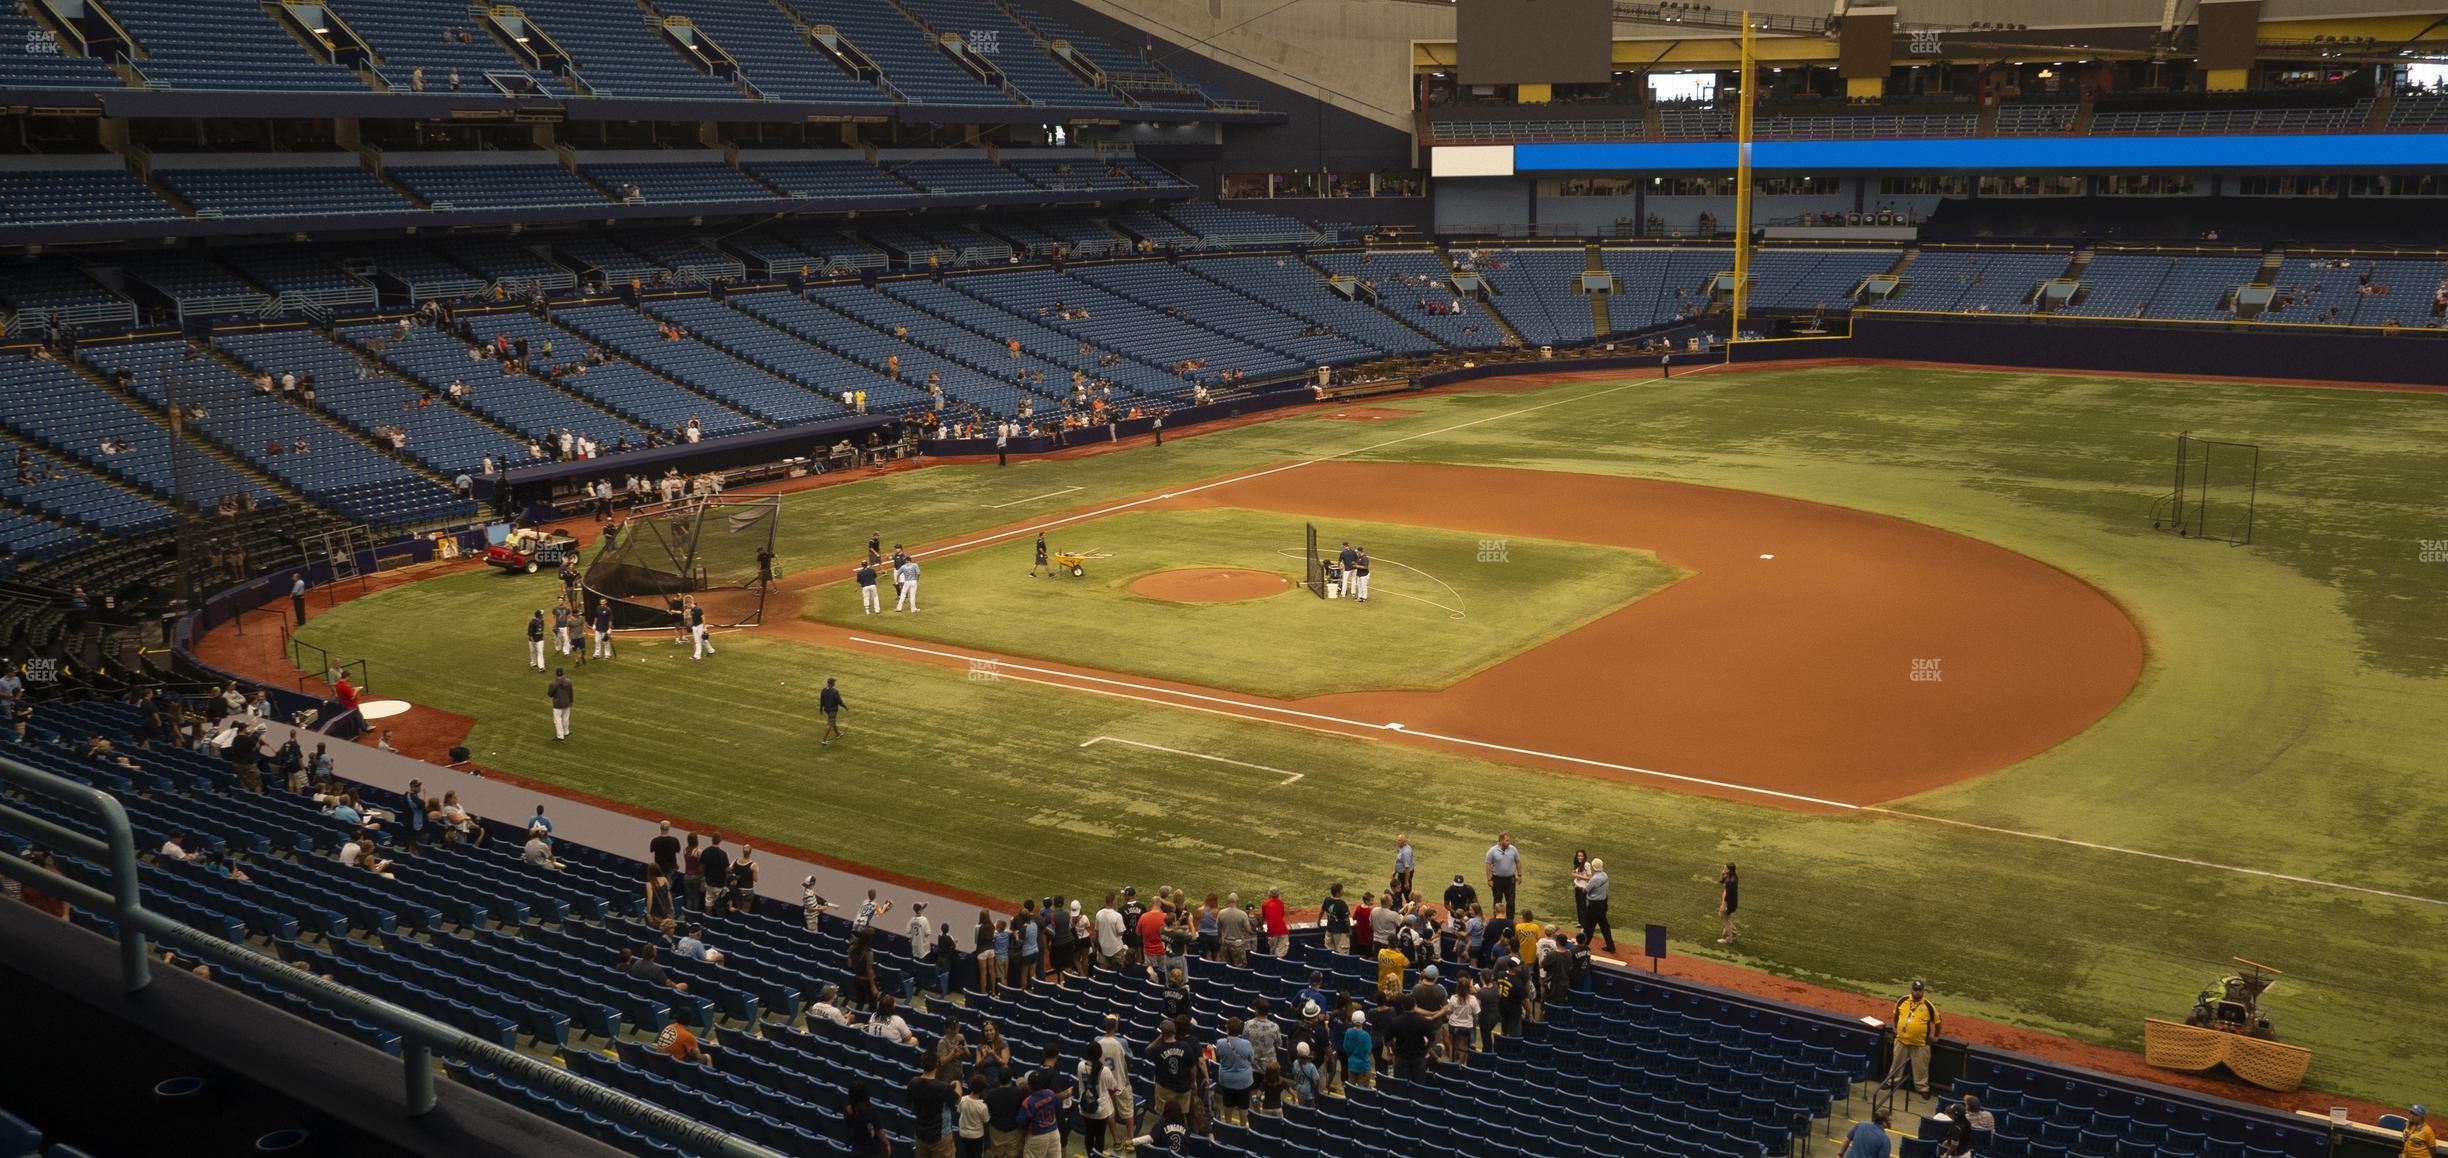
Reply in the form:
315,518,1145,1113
803,507,1686,697
289,365,2448,1105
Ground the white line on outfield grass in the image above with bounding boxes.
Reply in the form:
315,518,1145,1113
1079,735,1304,785
914,372,1681,562
847,634,2448,907
985,485,1084,509
1853,808,2448,907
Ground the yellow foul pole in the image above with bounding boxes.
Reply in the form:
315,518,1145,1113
1730,10,1756,352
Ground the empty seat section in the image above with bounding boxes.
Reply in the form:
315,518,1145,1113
1313,250,1508,349
779,0,1007,106
0,8,123,89
459,312,755,439
328,0,535,89
550,302,843,424
875,278,1191,401
103,0,368,90
513,0,744,100
388,163,613,209
645,292,926,414
889,157,1038,197
648,0,885,105
215,328,525,476
1474,248,1598,345
1069,260,1382,363
0,167,179,227
581,161,778,204
157,164,415,218
894,0,1116,107
88,337,470,526
741,158,922,201
0,354,275,510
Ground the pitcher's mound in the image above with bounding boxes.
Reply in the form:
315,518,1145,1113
1129,568,1292,604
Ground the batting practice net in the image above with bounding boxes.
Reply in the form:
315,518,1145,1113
1304,523,1326,598
2151,433,2260,546
585,495,780,629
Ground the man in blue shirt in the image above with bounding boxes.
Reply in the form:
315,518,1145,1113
1392,835,1415,903
1840,1109,1892,1158
895,558,922,612
1213,1018,1255,1126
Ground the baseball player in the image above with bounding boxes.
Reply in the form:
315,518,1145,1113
856,557,881,614
1351,547,1371,603
525,609,547,671
687,596,715,659
894,558,921,612
592,599,616,659
550,599,573,655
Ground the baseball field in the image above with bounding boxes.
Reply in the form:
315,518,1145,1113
280,361,2448,1107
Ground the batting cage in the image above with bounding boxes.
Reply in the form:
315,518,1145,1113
585,495,780,629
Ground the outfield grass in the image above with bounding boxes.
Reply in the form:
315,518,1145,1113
804,507,1685,696
290,366,2448,1104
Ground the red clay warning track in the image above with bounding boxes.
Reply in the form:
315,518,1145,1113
1127,568,1292,603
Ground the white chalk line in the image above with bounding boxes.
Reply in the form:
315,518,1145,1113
856,635,2445,907
985,485,1083,509
915,374,1669,562
1079,735,1304,785
1853,808,2448,907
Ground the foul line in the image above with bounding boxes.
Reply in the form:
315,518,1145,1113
853,633,2448,907
915,373,1675,562
986,485,1083,509
1079,735,1304,785
1856,807,2448,908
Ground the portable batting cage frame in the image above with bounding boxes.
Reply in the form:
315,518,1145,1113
584,494,781,630
2150,433,2260,546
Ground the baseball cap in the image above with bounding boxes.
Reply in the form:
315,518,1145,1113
1911,979,1926,992
912,902,927,912
1351,1011,1366,1025
1122,885,1136,896
1452,874,1466,884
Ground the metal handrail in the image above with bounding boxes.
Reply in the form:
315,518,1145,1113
0,755,781,1157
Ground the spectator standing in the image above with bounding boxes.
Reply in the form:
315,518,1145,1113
649,821,680,882
1392,835,1415,902
842,1078,889,1157
905,1054,959,1158
982,1069,1026,1158
955,1079,989,1158
1147,1022,1196,1125
1096,1015,1135,1142
1094,893,1127,970
547,667,574,740
1213,1018,1254,1126
909,902,942,998
1718,862,1740,945
2396,1106,2433,1158
1341,1011,1374,1089
1260,888,1289,956
1570,849,1592,929
1076,1052,1119,1156
1320,884,1352,954
1388,995,1437,1081
1887,981,1942,1097
1486,833,1522,917
1214,892,1252,966
697,836,730,914
291,572,309,624
1582,858,1615,952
